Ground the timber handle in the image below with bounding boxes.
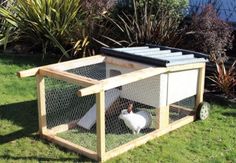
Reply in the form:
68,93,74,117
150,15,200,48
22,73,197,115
77,67,167,97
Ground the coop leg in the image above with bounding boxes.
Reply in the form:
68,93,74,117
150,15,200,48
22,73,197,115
96,91,105,162
195,65,206,109
36,74,47,135
157,105,169,129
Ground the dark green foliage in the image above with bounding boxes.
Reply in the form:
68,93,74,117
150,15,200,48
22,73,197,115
94,0,188,47
0,0,88,59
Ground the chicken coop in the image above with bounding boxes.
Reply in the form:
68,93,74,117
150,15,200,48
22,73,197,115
17,45,209,162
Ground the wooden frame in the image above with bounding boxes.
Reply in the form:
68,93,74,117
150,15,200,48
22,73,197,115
77,62,205,97
18,55,206,162
96,91,106,162
157,105,170,129
36,74,47,135
17,55,106,78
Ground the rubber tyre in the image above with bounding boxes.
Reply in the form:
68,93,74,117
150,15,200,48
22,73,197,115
197,102,210,120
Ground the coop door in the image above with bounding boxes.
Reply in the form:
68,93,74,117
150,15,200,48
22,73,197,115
106,64,168,108
167,69,198,104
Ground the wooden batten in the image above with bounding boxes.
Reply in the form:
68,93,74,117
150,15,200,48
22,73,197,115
36,74,47,134
17,55,105,78
39,68,99,87
170,104,195,115
195,64,206,108
96,91,106,162
49,121,78,134
157,105,169,129
78,67,167,97
77,62,206,97
167,62,205,72
104,115,195,161
105,56,149,70
42,133,98,160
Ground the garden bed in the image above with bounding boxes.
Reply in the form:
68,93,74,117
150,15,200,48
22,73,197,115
204,91,236,106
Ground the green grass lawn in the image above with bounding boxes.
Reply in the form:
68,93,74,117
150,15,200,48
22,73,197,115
0,55,236,163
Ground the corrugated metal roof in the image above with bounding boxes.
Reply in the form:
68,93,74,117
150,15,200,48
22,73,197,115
101,46,208,67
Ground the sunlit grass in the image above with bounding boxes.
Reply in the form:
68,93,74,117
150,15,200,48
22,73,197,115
0,55,235,162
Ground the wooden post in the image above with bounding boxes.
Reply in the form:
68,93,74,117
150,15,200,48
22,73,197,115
157,105,169,129
36,74,47,135
96,91,105,162
195,64,206,108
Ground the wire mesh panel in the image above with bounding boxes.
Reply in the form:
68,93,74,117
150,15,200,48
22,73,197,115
104,76,160,151
67,62,107,80
169,96,196,123
44,63,109,152
44,76,98,151
43,60,199,154
44,62,144,152
175,96,196,109
45,77,96,128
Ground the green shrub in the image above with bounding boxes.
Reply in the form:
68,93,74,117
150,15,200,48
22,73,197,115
95,0,188,47
0,0,88,59
81,0,116,52
0,0,16,50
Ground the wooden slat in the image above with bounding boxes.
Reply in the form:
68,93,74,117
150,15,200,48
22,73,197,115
157,105,169,129
36,74,47,134
96,91,106,162
78,67,167,97
42,133,98,160
77,63,205,97
17,55,105,78
167,62,205,72
39,68,99,87
105,56,149,70
170,104,195,115
195,64,206,108
49,121,78,134
104,115,195,161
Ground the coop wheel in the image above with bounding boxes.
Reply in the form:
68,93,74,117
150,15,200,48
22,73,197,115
197,102,210,120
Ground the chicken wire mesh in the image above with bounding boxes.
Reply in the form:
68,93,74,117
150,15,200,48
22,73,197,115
66,62,107,80
45,63,108,152
44,62,195,152
169,96,196,123
103,78,194,151
175,96,196,109
104,88,156,151
45,62,108,129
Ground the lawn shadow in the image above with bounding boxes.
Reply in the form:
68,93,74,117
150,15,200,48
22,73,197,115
0,154,92,162
0,100,94,162
0,100,38,144
0,54,59,67
222,112,236,118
